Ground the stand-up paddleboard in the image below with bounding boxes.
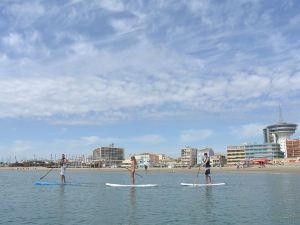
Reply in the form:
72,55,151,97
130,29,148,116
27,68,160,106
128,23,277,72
180,183,226,187
105,183,158,187
35,181,80,186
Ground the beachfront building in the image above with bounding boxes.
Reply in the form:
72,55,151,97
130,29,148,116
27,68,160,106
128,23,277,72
197,147,214,165
227,143,283,165
92,144,124,168
286,138,300,158
67,154,92,168
121,159,131,168
263,122,297,158
227,145,246,165
181,147,197,167
244,143,283,160
156,154,176,167
134,153,160,168
210,154,226,167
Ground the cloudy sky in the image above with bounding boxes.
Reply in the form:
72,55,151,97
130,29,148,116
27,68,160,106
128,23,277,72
1,0,300,161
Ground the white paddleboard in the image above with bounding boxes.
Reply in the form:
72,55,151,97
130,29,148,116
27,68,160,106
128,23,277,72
105,183,158,187
180,183,226,187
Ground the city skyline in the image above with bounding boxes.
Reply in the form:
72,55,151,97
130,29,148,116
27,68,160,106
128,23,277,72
1,0,300,160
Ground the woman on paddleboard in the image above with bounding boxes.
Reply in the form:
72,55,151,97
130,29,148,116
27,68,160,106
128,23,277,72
203,153,212,184
131,156,137,184
60,154,68,183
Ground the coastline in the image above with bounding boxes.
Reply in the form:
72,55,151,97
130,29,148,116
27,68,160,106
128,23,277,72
1,165,300,173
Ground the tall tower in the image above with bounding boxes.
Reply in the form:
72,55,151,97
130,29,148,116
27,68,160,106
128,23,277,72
263,106,297,158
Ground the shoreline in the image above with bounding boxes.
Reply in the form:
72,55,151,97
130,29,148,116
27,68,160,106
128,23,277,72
1,166,300,173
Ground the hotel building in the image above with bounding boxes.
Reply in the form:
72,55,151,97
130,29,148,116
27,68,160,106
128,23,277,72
134,153,160,167
197,147,214,164
227,145,246,165
181,147,197,167
92,144,124,167
244,143,283,160
286,138,300,158
263,122,297,157
226,143,283,165
210,154,226,167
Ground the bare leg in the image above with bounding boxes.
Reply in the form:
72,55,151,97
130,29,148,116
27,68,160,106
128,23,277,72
205,175,212,184
61,175,65,183
131,171,135,184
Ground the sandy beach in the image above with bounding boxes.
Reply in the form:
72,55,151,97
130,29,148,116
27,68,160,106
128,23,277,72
1,165,300,173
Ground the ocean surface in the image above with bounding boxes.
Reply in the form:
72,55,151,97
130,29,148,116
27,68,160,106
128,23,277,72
0,169,299,225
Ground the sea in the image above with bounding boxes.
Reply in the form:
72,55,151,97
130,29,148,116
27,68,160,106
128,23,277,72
0,168,299,225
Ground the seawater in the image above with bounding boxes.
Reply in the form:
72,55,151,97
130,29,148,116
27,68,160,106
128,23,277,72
0,169,299,225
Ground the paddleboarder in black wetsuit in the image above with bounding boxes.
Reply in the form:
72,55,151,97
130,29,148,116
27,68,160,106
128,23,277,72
203,153,212,184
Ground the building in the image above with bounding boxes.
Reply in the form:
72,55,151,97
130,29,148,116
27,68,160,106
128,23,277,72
92,144,124,167
181,147,197,167
134,153,159,167
263,122,297,157
157,154,176,167
286,138,300,158
121,159,131,168
210,154,226,167
227,143,283,165
227,145,246,165
197,147,214,164
244,143,283,160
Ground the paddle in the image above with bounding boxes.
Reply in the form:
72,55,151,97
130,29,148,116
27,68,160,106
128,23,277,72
125,167,143,178
193,164,201,186
39,167,54,180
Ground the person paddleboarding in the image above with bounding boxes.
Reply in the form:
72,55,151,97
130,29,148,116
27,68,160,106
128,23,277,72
203,153,212,184
59,154,68,183
130,156,137,184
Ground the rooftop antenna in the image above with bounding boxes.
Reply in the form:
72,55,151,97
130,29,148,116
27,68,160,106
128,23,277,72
278,104,284,123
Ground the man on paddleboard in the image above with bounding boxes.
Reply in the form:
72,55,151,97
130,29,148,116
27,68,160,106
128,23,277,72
60,154,68,183
131,156,137,184
203,153,212,184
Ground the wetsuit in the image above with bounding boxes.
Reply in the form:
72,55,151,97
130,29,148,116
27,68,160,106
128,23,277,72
204,158,211,176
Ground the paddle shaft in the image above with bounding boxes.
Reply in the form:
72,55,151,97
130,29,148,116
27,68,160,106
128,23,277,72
193,164,201,186
126,167,143,178
40,167,54,180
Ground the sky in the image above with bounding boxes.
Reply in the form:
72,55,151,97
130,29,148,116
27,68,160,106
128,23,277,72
0,0,300,161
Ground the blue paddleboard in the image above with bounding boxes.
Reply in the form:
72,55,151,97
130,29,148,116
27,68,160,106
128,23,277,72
35,181,80,186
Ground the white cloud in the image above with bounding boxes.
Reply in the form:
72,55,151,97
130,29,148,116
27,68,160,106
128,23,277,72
6,2,45,28
0,70,299,124
2,31,48,57
96,0,124,12
133,134,166,145
230,123,266,139
180,129,213,143
0,0,299,125
0,133,168,160
2,33,23,47
80,136,120,145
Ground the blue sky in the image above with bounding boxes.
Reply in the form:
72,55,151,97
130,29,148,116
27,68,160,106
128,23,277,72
0,0,300,161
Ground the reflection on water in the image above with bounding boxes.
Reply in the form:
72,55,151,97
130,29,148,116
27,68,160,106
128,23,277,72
127,187,137,225
58,185,65,224
130,187,136,208
204,187,213,215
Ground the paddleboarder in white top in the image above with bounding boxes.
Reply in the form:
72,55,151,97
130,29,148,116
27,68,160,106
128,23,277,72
203,153,212,184
131,156,137,184
60,154,68,183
